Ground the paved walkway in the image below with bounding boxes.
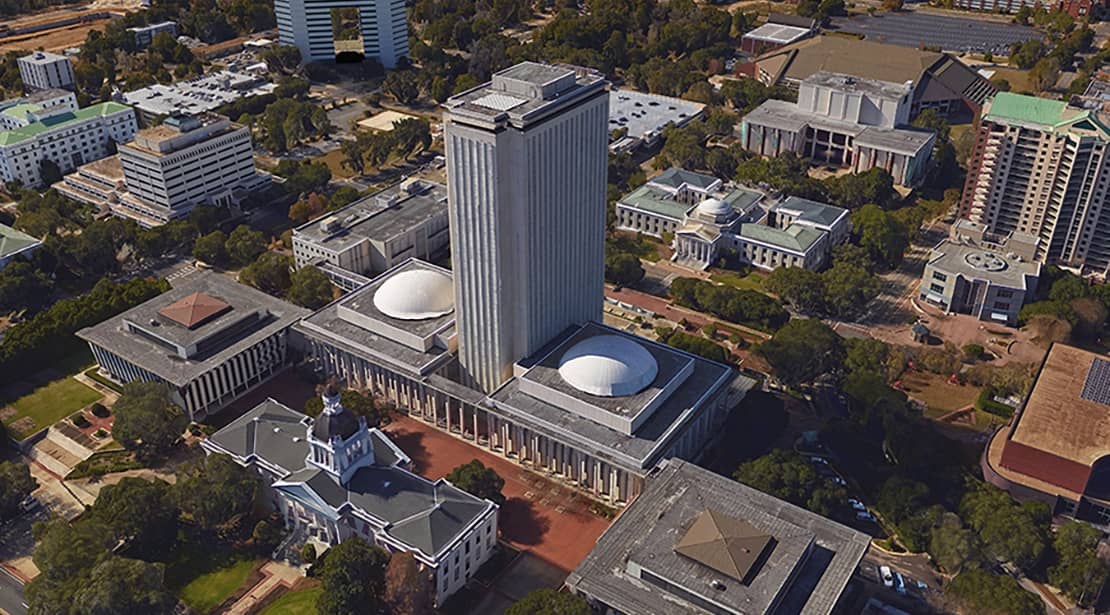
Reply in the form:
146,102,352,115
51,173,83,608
383,415,610,573
66,468,177,507
222,561,302,615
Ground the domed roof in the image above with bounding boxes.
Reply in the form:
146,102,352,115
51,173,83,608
558,334,659,397
697,197,732,217
373,269,454,320
312,411,360,442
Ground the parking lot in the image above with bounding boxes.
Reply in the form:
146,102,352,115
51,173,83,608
828,11,1039,55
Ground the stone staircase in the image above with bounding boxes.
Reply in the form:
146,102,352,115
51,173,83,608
28,424,97,477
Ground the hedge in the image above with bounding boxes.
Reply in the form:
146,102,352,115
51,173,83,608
976,388,1014,418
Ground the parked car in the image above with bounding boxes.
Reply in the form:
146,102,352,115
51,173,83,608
809,456,828,465
848,498,866,511
19,495,39,513
880,566,894,587
856,511,876,523
830,476,846,486
894,572,907,595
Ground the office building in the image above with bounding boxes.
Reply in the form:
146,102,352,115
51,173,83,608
122,68,275,124
919,220,1040,326
0,89,77,130
608,89,706,153
128,21,178,48
114,114,266,226
960,93,1110,277
55,155,127,212
77,272,310,421
0,100,137,187
296,259,748,506
740,13,816,55
17,51,75,92
443,62,609,392
983,344,1110,525
274,0,408,67
742,72,936,187
742,36,996,120
202,387,498,605
292,178,449,291
0,223,41,271
566,458,870,615
616,168,849,271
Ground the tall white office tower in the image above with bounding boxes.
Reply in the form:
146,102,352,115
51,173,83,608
443,62,609,393
274,0,407,67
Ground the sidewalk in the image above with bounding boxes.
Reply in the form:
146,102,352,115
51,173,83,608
222,561,301,615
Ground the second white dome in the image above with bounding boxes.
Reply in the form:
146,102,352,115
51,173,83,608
558,334,659,397
373,269,454,320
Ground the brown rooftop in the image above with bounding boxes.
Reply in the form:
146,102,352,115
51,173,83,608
674,508,774,583
755,35,942,85
1009,344,1110,468
158,292,231,329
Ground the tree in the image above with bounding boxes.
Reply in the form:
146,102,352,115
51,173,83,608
506,589,590,615
239,252,293,297
302,542,317,563
1029,56,1061,93
316,538,390,615
930,512,975,574
734,449,845,516
446,459,506,505
392,118,432,160
1048,521,1108,605
88,477,178,558
252,519,283,552
825,169,896,210
658,328,729,362
604,252,644,287
758,319,845,387
851,204,910,268
31,518,111,583
384,552,433,615
72,557,175,615
765,267,825,314
881,0,903,10
0,461,36,522
382,70,421,105
287,266,335,309
112,382,188,459
224,224,267,267
173,453,258,531
947,567,1045,615
821,262,881,319
960,482,1049,572
340,138,365,175
38,159,63,186
193,230,229,266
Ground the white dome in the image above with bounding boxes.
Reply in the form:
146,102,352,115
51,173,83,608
558,335,659,397
373,269,454,320
697,197,732,217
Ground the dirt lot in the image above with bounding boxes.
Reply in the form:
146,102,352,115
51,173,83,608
0,0,141,53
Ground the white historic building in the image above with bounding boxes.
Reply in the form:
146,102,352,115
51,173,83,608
202,386,498,605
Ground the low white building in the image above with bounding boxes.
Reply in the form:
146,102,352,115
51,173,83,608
113,114,267,226
122,69,275,124
17,51,75,92
128,21,178,48
292,178,449,290
0,97,137,188
202,387,499,607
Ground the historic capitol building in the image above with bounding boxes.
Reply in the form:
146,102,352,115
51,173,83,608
294,62,751,505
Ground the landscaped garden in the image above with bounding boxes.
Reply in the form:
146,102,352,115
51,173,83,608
0,359,103,439
258,585,323,615
166,544,264,614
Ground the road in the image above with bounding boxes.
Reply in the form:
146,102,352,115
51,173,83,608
0,566,27,615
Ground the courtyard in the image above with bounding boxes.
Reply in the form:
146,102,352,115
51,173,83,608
0,354,103,441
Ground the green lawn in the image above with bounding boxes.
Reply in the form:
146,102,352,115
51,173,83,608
2,375,102,439
710,270,767,293
167,546,263,615
259,587,323,615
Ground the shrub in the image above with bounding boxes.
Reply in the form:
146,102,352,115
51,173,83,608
90,403,110,418
976,388,1014,418
93,428,108,438
962,344,985,362
71,413,91,429
302,543,317,563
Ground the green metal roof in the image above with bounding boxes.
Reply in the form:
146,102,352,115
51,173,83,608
0,102,133,147
1,103,40,122
985,92,1108,134
619,184,690,220
739,222,822,253
0,223,40,259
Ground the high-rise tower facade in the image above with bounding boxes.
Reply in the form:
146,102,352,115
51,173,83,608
443,62,609,392
274,0,407,67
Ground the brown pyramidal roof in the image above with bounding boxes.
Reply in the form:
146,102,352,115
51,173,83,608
674,508,774,582
158,292,231,329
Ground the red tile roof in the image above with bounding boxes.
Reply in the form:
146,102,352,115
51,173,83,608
158,292,231,329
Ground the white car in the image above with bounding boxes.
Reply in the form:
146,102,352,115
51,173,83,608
809,456,828,465
848,498,866,511
880,565,894,587
856,511,876,523
830,476,847,486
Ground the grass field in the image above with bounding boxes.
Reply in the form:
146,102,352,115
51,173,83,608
313,148,355,179
259,587,323,615
710,270,768,293
167,546,263,615
1,361,102,439
899,371,980,414
989,67,1033,94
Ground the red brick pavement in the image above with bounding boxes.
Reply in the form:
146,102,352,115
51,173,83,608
383,414,611,573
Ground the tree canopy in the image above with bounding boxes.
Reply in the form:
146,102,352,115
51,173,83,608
446,459,506,505
174,453,259,531
287,266,336,309
506,589,590,615
112,382,188,459
733,449,845,517
946,567,1045,615
316,538,390,615
757,319,844,387
88,477,178,558
0,461,36,523
1048,521,1109,605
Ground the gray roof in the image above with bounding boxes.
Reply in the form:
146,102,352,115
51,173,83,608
651,168,720,192
489,323,747,473
293,180,447,253
445,62,606,130
926,239,1040,289
76,271,309,386
206,398,493,560
0,223,41,260
743,99,934,156
774,197,847,228
313,409,360,441
609,88,706,142
566,459,870,615
805,71,912,101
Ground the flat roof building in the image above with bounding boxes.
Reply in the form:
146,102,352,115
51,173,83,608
202,389,498,606
17,51,75,92
292,178,449,290
608,89,706,153
983,344,1110,526
740,14,817,55
77,271,310,421
566,458,870,615
741,72,936,187
128,20,177,49
0,223,41,271
0,89,77,130
122,68,275,123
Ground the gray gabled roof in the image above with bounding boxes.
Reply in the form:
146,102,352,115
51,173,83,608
651,167,720,191
205,399,311,475
775,197,847,227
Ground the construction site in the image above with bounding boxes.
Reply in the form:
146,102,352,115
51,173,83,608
0,0,144,53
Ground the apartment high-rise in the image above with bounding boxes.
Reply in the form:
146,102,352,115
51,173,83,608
443,62,609,392
960,92,1110,276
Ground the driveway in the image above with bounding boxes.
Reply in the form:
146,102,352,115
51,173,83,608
0,567,26,615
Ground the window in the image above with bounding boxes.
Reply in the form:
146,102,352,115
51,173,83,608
932,271,947,282
930,283,945,293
